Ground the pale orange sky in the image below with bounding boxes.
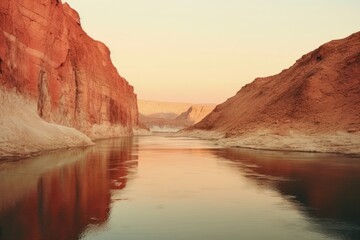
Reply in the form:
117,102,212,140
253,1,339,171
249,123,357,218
65,0,360,103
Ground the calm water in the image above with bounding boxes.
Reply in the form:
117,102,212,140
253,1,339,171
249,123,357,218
0,135,360,240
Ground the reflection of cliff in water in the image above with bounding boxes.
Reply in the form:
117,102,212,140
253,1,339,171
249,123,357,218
215,148,360,239
0,137,138,240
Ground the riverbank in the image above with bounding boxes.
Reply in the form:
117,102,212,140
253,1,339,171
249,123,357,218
178,129,360,156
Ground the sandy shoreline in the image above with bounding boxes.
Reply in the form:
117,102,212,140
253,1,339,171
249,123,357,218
177,129,360,157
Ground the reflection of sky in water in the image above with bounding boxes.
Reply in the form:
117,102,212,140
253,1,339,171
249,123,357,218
0,135,359,240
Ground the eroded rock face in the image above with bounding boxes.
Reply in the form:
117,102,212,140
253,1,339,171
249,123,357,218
0,0,138,139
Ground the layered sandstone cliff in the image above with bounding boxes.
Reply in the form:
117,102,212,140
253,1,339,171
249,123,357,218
0,0,138,158
188,32,360,154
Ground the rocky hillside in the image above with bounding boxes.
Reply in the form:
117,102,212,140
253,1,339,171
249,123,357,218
0,0,138,158
190,32,360,154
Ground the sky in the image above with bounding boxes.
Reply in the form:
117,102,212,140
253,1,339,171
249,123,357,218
64,0,360,104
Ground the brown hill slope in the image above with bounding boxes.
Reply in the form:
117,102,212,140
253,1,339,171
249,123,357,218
189,32,360,154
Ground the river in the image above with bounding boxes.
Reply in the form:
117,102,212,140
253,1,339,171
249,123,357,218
0,135,360,240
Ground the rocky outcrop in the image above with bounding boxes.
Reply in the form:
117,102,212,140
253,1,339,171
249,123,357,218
0,0,138,157
189,32,360,154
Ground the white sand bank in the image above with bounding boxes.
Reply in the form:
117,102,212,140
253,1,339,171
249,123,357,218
0,88,93,159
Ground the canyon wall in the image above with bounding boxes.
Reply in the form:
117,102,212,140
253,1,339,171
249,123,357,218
188,32,360,154
0,0,138,157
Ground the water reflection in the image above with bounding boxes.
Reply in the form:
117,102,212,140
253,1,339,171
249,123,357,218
0,138,137,240
216,148,360,239
2,136,360,240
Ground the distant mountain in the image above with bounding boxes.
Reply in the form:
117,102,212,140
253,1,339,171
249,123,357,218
138,100,215,132
188,32,360,154
176,105,216,124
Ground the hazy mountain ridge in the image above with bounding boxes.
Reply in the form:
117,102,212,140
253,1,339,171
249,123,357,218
138,100,215,132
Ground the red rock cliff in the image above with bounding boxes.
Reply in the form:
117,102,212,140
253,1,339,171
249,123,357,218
0,0,138,140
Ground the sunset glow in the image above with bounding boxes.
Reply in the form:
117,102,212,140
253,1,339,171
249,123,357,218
65,0,360,103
